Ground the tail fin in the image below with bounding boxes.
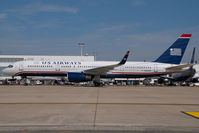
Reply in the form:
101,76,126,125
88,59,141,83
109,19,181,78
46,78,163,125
190,47,195,64
154,34,191,64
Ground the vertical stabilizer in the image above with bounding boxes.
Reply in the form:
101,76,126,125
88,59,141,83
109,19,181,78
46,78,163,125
190,47,196,64
154,34,191,64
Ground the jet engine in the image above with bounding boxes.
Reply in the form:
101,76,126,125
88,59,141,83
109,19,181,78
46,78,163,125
67,72,92,82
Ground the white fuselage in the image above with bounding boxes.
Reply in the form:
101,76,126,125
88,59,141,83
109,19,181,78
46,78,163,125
3,60,176,78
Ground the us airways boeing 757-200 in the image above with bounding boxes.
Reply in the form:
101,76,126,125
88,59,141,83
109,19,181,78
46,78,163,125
3,34,192,86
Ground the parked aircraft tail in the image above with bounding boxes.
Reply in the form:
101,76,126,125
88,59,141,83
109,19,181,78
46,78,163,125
190,47,196,64
154,34,192,64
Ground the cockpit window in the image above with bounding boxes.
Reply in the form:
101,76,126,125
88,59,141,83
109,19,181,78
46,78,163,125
8,65,13,68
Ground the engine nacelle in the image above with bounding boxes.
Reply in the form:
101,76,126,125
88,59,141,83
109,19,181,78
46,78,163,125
172,67,196,81
67,72,92,82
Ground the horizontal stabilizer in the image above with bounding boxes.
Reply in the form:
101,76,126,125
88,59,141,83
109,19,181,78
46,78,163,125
166,64,194,72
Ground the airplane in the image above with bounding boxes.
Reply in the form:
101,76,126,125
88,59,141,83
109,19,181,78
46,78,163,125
191,47,199,83
157,47,196,85
2,34,192,86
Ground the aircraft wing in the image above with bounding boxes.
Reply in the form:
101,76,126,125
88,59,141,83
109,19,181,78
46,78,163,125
166,64,194,72
84,51,130,75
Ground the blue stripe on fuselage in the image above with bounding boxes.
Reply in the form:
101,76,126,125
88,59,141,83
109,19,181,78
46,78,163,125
102,73,166,78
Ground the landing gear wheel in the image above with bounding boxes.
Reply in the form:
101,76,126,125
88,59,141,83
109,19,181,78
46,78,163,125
93,81,104,87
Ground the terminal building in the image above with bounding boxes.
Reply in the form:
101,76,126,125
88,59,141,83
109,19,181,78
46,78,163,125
0,55,94,77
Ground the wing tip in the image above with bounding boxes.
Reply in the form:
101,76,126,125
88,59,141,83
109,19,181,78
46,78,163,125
126,50,130,55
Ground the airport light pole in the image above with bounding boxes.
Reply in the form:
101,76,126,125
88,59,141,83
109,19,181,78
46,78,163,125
93,52,98,61
78,43,85,56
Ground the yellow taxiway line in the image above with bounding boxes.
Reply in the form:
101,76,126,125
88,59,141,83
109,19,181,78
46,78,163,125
182,112,199,119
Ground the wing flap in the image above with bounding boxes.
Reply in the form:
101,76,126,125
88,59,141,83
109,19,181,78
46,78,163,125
84,64,119,75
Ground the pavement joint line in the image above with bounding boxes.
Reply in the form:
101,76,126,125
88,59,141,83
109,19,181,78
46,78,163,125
93,87,100,128
0,102,199,106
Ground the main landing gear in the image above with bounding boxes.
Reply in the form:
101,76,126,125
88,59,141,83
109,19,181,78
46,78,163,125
92,75,104,87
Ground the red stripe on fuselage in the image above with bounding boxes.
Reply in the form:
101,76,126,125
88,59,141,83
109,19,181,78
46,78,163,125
14,71,68,77
14,71,180,77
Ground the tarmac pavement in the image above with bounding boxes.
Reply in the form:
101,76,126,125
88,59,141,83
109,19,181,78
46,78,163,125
0,85,199,132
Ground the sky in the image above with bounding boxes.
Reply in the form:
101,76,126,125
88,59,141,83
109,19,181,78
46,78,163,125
0,0,199,63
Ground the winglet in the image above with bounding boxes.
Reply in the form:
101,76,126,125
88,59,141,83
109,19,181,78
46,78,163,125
119,50,130,65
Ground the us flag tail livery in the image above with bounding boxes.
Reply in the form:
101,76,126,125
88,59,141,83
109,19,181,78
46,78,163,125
154,34,192,64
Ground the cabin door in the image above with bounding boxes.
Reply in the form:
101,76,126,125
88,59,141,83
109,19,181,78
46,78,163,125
55,64,60,71
19,64,24,71
120,66,125,72
154,65,158,72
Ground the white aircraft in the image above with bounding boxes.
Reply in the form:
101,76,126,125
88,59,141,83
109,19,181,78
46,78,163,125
3,34,192,86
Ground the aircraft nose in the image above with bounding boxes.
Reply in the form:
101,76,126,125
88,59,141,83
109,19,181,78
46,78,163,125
2,68,10,76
